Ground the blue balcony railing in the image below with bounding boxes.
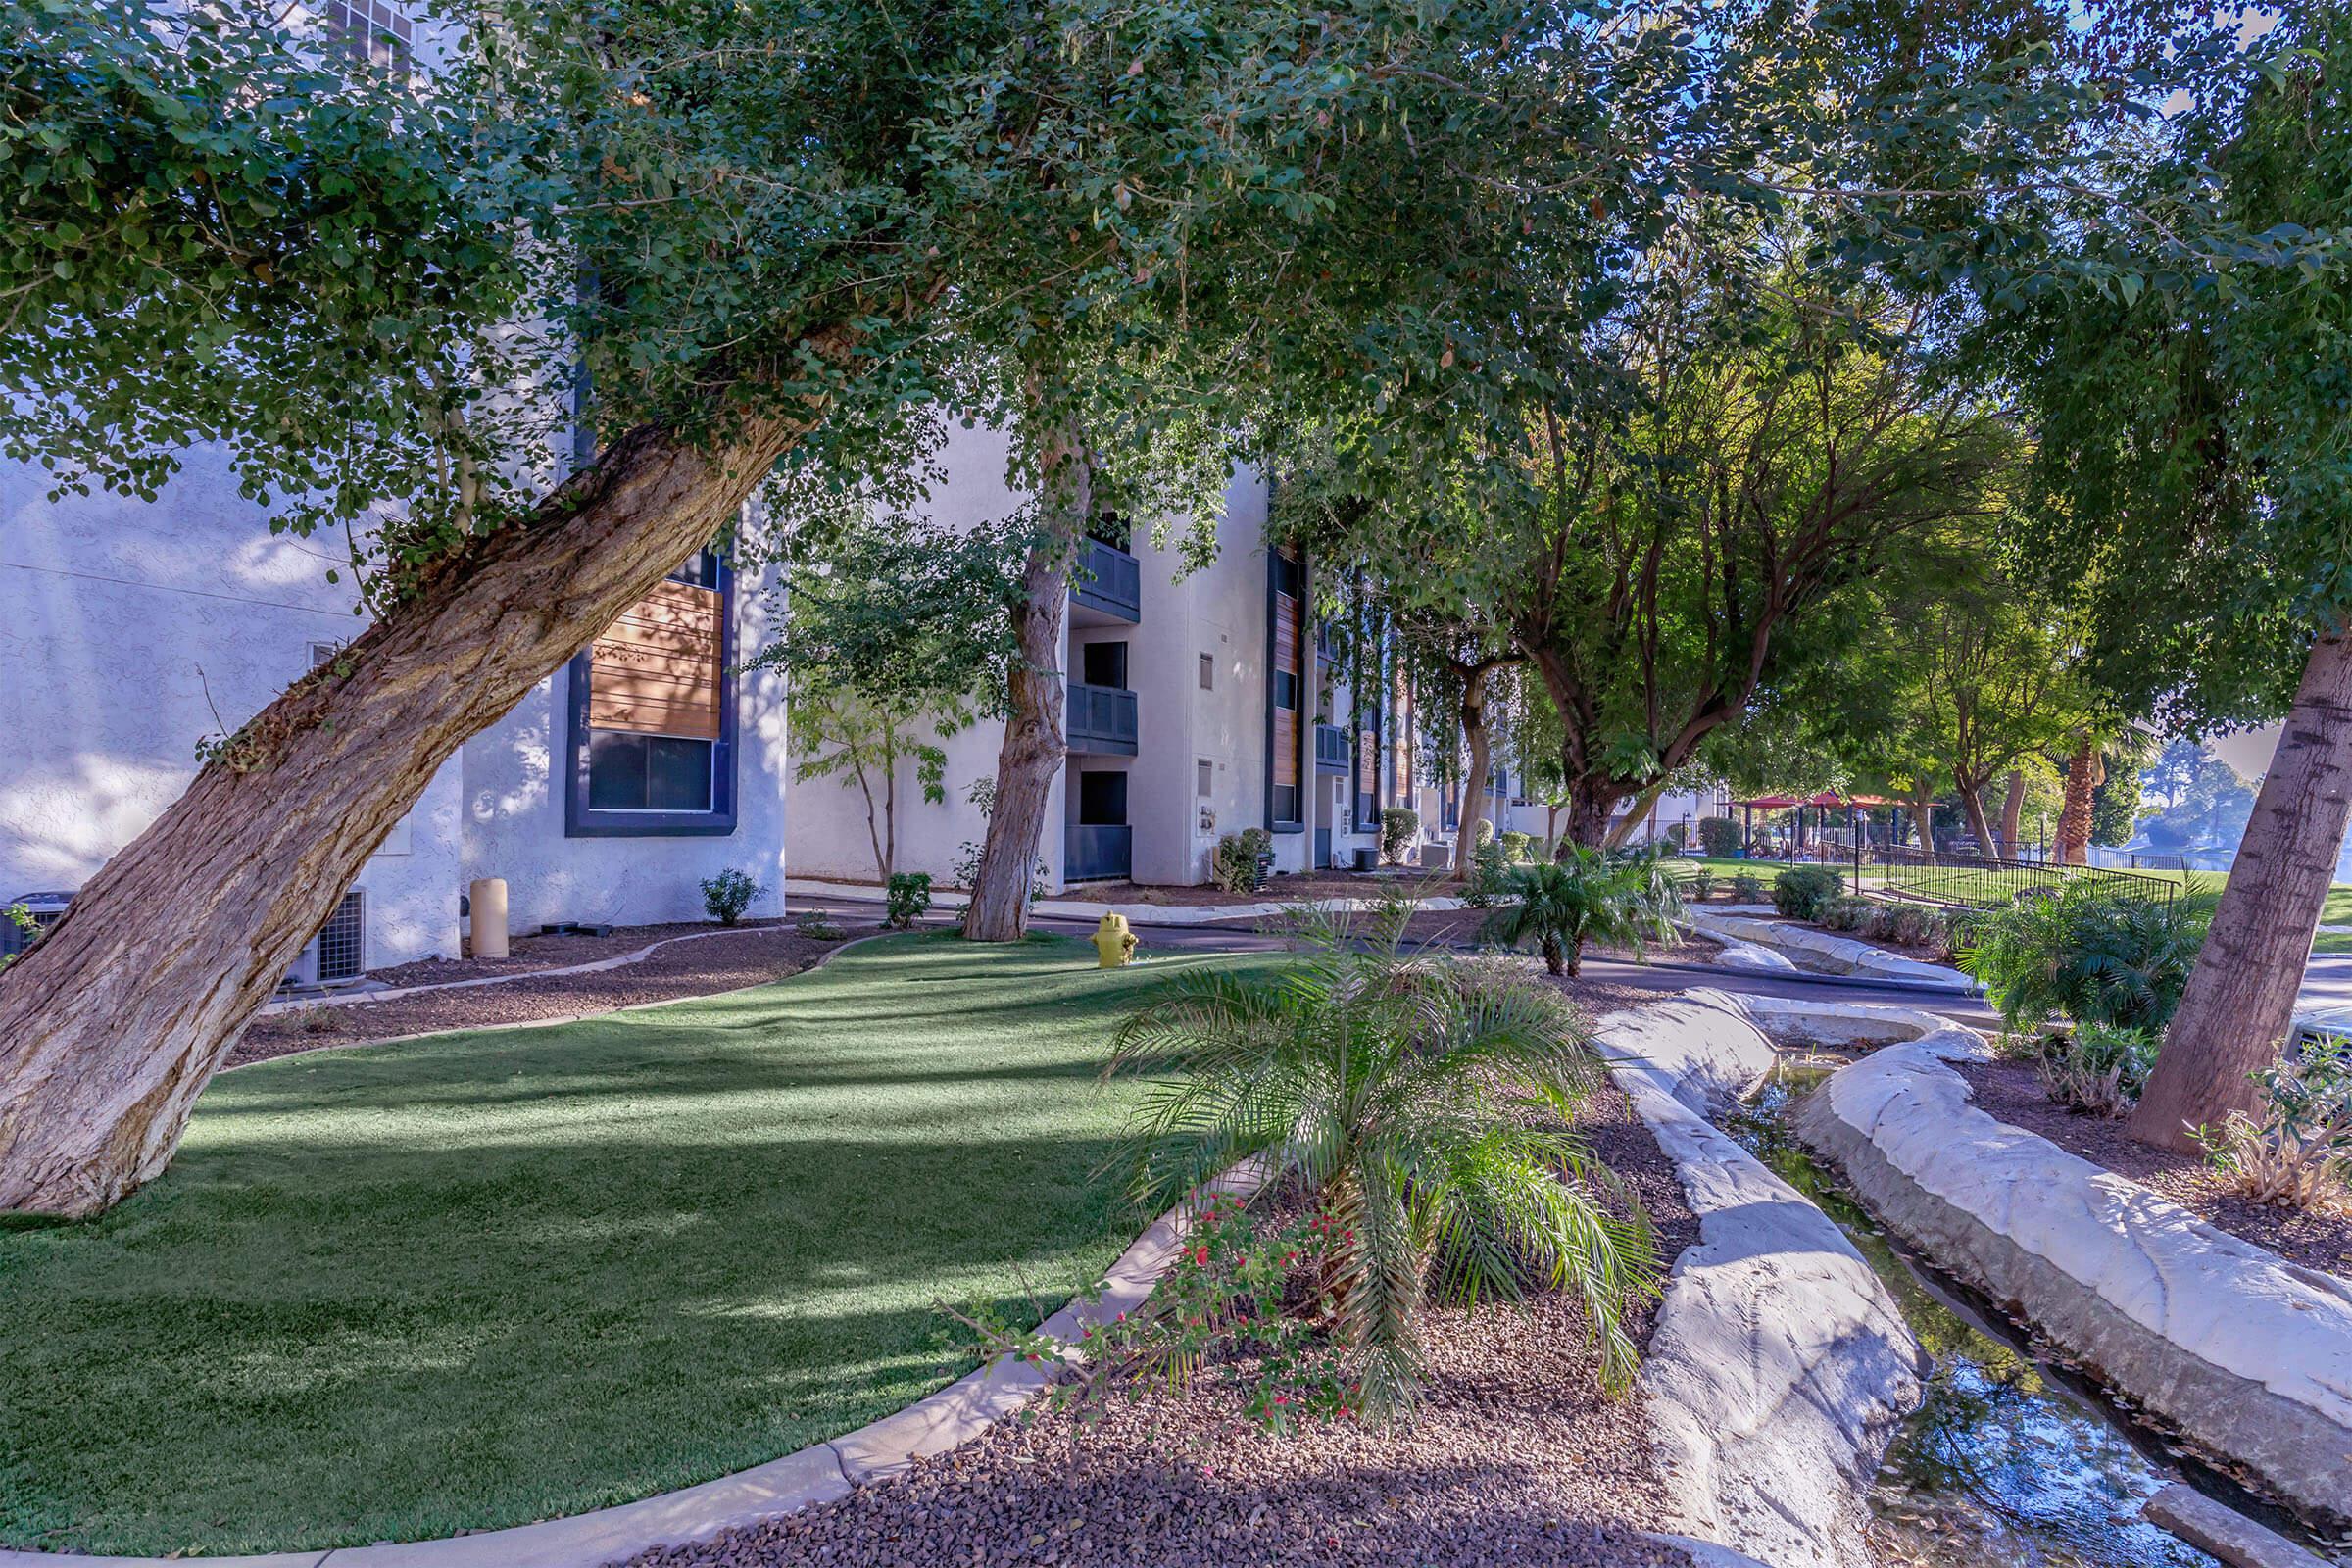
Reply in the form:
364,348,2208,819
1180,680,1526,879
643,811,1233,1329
1071,537,1142,622
1066,680,1139,755
1314,722,1349,773
1066,822,1133,882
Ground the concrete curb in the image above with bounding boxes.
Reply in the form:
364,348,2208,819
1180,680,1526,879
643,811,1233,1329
0,1157,1271,1568
258,924,808,1018
1593,997,1924,1568
1795,1043,2352,1529
221,931,908,1072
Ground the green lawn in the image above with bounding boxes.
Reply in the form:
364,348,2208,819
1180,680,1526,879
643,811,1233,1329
0,933,1248,1556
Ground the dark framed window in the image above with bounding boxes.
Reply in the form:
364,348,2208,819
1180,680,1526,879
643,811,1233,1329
566,551,738,837
1081,641,1130,689
323,0,413,71
1199,653,1215,690
1273,669,1299,710
1077,769,1129,825
1272,784,1299,824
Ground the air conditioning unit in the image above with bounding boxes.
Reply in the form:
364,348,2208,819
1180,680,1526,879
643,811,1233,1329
282,890,367,991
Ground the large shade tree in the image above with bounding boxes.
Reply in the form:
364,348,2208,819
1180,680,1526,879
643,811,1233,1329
1985,4,2352,1147
0,0,1544,1215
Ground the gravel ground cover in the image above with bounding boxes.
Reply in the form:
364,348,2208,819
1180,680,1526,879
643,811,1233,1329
1952,1057,2352,1278
233,923,865,1063
618,1071,1699,1568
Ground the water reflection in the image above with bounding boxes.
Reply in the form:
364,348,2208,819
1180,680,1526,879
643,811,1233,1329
1725,1072,2217,1568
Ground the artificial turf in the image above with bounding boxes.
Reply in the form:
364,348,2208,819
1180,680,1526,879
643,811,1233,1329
0,932,1246,1555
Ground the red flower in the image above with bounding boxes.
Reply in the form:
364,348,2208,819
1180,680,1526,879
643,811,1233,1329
1193,1245,1210,1266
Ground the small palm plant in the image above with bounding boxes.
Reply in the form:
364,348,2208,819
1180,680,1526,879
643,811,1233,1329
1105,909,1658,1419
1960,878,2218,1035
1483,846,1684,977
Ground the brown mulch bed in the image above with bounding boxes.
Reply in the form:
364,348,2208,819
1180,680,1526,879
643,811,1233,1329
362,918,796,989
233,923,871,1066
619,1077,1697,1568
1952,1057,2352,1279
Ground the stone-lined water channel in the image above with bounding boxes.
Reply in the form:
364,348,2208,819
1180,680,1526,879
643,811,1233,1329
1728,1068,2339,1568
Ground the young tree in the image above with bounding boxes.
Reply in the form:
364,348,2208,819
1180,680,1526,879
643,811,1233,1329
757,518,1020,886
0,0,1497,1214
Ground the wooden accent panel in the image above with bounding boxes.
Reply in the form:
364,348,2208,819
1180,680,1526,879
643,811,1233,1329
588,578,721,739
1274,709,1298,788
1274,598,1299,670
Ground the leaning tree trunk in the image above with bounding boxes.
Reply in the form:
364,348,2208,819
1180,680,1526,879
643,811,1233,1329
1451,668,1494,881
0,394,830,1217
2130,631,2352,1152
1908,790,1936,850
1957,781,1998,858
1603,779,1670,851
964,427,1089,942
2055,734,2100,865
1998,770,2027,856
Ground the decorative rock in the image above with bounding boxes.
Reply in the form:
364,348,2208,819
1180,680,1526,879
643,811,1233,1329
2141,1485,2333,1568
1798,1044,2352,1527
1595,1006,1923,1568
1684,909,1974,990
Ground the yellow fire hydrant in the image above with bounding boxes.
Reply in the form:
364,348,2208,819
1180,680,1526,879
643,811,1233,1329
1092,911,1139,968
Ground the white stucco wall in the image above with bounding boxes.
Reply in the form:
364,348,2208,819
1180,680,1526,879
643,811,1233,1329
455,561,793,934
783,420,1287,891
0,446,465,969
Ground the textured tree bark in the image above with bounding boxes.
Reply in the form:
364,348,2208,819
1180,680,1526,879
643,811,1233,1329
1563,776,1622,848
1998,770,2027,855
0,396,826,1216
1908,788,1936,850
963,428,1088,942
1451,666,1494,882
2130,632,2352,1152
2055,734,2100,865
1958,781,1998,858
1602,778,1670,850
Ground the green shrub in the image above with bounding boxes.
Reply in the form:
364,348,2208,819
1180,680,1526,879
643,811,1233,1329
700,868,765,926
1484,846,1683,977
1107,917,1658,1414
1498,830,1533,864
2036,1023,2160,1117
884,871,932,929
1664,821,1689,849
2196,1033,2352,1211
1685,867,1716,902
1473,817,1495,847
1211,828,1275,894
1463,836,1514,908
1959,881,2216,1034
794,906,847,941
1380,808,1419,864
1772,866,1844,921
1729,871,1765,904
1819,895,1872,932
1697,815,1741,858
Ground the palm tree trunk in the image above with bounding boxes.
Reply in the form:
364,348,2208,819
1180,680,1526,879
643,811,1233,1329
2056,733,2100,865
0,391,829,1217
2129,631,2352,1152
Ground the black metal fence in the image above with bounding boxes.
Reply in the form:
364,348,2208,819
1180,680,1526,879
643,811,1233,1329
1852,844,2178,910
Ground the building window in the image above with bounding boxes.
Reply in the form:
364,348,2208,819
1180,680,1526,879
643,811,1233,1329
1272,669,1299,710
1081,640,1129,689
566,550,737,837
322,0,413,71
1197,759,1214,797
1077,769,1129,825
1272,784,1299,824
1199,652,1214,691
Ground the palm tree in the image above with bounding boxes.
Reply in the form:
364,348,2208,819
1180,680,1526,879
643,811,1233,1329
1959,877,2220,1035
1105,909,1658,1417
1484,846,1685,976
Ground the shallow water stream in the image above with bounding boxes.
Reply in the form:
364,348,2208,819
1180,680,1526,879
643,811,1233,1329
1726,1068,2343,1568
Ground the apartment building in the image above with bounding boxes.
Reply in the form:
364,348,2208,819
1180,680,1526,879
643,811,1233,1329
0,441,794,978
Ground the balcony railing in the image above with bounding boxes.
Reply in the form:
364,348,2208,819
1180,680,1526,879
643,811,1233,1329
1066,680,1139,755
1066,822,1133,882
1313,722,1349,773
1071,537,1142,622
